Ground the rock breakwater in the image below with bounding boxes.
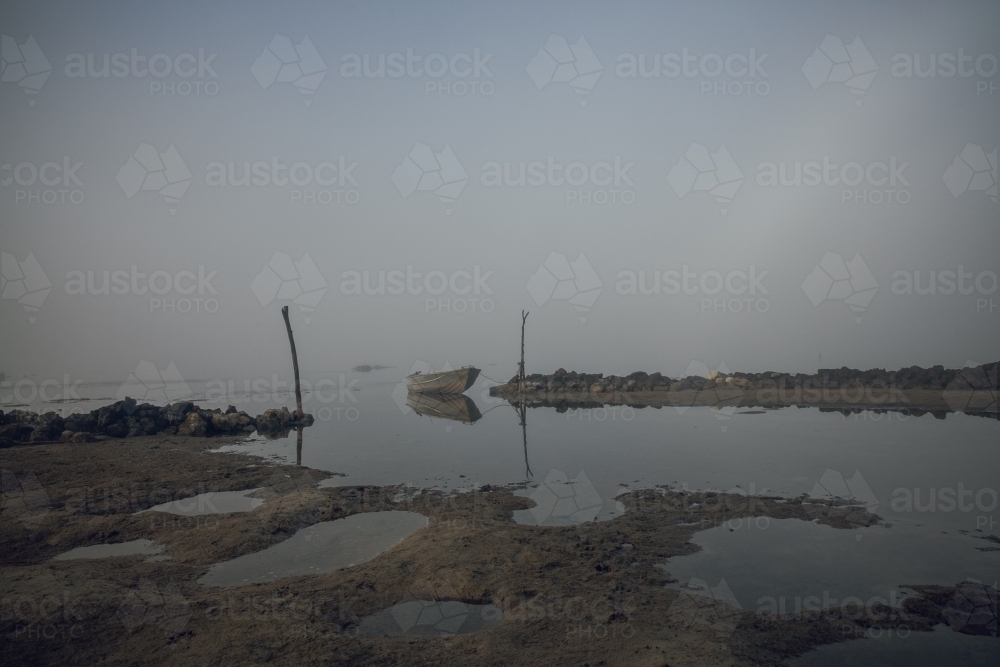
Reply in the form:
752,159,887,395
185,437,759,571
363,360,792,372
0,399,314,446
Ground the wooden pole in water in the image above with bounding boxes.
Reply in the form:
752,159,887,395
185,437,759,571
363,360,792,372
519,310,528,393
281,306,303,416
519,309,531,478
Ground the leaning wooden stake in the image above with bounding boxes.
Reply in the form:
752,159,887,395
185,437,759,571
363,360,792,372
519,310,529,394
281,306,303,416
518,309,531,477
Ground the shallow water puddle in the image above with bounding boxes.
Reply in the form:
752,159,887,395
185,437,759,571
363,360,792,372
139,489,264,516
661,518,999,665
357,600,503,636
198,511,428,587
787,623,999,667
660,518,996,610
52,539,165,561
512,469,625,526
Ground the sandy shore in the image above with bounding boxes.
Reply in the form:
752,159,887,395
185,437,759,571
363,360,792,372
0,435,987,666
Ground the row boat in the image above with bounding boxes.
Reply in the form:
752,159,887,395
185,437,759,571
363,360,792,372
404,366,481,393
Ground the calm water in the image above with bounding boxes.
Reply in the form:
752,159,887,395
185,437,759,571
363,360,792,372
139,489,264,516
197,511,428,587
208,371,997,529
52,539,165,561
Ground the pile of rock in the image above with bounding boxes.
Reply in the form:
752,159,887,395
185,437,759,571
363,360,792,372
491,362,998,397
0,398,314,445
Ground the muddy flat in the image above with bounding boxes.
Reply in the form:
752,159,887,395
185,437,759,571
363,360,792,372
2,433,986,667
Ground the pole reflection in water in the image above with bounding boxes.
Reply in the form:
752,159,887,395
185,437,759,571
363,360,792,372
296,426,303,466
519,401,531,480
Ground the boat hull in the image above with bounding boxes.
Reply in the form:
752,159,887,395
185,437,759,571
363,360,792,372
404,367,480,393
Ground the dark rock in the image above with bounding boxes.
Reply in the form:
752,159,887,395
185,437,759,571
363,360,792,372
942,581,997,636
103,421,128,438
64,413,96,433
256,407,315,438
0,423,34,442
177,412,207,437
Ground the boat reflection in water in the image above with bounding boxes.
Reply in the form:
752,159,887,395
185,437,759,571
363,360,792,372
405,391,483,424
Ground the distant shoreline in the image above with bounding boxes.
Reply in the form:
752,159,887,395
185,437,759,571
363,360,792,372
489,362,998,416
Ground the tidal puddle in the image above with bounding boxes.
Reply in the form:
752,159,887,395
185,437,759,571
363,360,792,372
660,517,999,665
787,623,999,667
660,518,996,612
357,600,503,636
139,489,264,516
198,511,428,587
52,539,165,561
512,468,626,526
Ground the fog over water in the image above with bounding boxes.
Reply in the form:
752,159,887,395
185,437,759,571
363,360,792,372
1,0,997,389
1,4,998,666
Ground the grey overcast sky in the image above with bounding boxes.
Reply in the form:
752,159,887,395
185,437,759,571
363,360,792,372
1,0,997,387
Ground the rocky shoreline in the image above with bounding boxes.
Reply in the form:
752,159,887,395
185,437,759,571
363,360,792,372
490,362,998,415
0,398,314,447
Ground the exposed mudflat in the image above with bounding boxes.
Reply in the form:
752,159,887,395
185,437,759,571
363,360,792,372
0,435,989,666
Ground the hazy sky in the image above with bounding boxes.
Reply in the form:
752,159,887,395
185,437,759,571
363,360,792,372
1,0,998,389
